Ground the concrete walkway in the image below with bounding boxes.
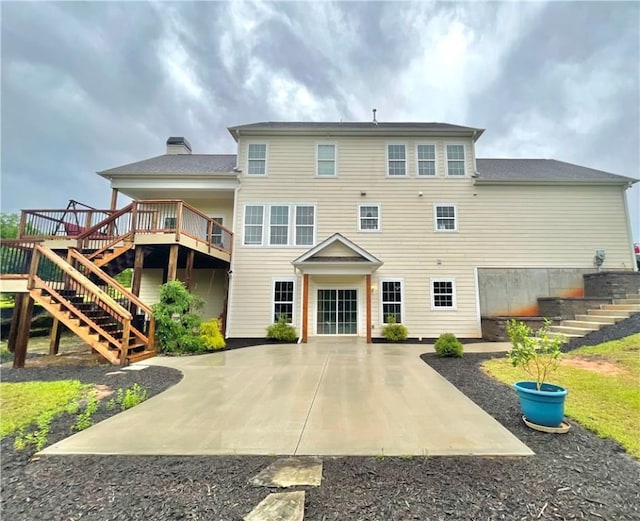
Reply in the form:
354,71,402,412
41,340,532,457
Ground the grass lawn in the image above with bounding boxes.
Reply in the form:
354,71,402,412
0,380,89,438
483,333,640,459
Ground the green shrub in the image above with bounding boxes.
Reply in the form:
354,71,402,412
266,315,298,343
106,383,148,411
434,333,464,357
73,391,99,432
200,318,226,351
382,316,408,342
152,281,204,354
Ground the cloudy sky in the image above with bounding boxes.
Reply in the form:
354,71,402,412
1,1,639,240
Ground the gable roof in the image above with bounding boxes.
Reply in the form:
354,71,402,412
98,154,238,177
293,233,382,273
475,159,637,185
228,121,485,141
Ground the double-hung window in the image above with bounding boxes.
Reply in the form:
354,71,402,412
244,205,264,245
273,279,295,323
247,143,267,175
387,144,406,176
295,206,315,245
431,278,456,310
417,144,436,176
446,144,465,176
381,280,403,323
434,204,457,232
317,144,336,176
269,206,289,245
359,204,380,231
211,217,224,246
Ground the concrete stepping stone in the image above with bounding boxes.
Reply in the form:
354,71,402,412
249,457,322,488
244,491,305,521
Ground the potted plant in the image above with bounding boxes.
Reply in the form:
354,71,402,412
506,319,567,428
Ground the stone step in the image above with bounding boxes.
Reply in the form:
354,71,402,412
548,325,594,336
600,303,640,311
546,331,581,339
588,309,631,318
574,314,618,324
561,320,601,330
613,298,640,305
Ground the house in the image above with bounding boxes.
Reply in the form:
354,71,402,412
2,120,637,365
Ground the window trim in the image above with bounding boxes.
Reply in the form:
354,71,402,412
386,142,408,177
243,204,265,246
358,203,382,232
380,278,404,324
272,277,296,324
430,277,457,311
246,142,268,176
415,142,438,177
445,143,466,177
294,205,316,246
268,205,290,246
316,143,337,177
433,203,458,233
211,216,224,246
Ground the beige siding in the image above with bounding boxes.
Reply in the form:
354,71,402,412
226,134,634,338
182,198,234,231
139,269,164,305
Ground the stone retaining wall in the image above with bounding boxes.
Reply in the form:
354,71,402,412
481,316,560,342
584,272,640,299
537,297,612,320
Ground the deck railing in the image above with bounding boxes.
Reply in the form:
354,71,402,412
0,239,42,278
18,200,232,256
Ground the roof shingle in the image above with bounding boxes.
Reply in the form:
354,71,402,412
98,154,237,176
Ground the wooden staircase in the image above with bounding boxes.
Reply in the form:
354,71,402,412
548,291,640,339
27,244,155,365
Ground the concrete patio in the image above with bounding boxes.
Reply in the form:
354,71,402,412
41,339,533,457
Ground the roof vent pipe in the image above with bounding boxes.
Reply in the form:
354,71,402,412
166,137,192,155
372,108,377,124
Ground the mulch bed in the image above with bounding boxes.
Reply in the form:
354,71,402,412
2,318,639,520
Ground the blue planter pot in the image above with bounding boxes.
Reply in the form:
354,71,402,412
513,381,568,428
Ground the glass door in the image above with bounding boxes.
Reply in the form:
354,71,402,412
317,289,357,334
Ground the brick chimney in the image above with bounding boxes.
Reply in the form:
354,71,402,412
166,137,192,155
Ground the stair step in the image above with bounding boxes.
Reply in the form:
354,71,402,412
127,350,156,364
548,326,594,335
613,298,640,305
562,320,601,330
546,331,581,339
588,309,631,318
600,304,640,311
574,314,618,324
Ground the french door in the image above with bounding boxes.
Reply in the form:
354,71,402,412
316,289,357,334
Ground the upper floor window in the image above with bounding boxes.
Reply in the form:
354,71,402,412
381,279,403,323
359,204,381,231
446,144,465,176
244,205,264,245
431,278,456,310
269,206,289,245
211,217,224,246
417,144,436,176
247,143,267,175
244,204,315,246
317,144,336,176
434,204,457,232
387,144,407,176
295,206,315,245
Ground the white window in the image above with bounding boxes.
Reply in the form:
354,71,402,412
381,279,403,323
243,205,264,245
417,144,437,176
273,279,295,323
295,206,315,245
434,204,457,232
387,144,406,176
431,278,456,310
247,143,267,175
317,144,336,176
269,205,289,245
211,217,224,246
359,204,381,231
446,144,466,176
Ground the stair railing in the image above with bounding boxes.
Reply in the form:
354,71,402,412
76,203,135,253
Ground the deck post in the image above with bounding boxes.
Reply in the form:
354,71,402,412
302,274,309,343
13,294,34,368
110,188,119,211
49,318,63,355
7,293,24,353
366,274,372,344
184,250,195,291
167,245,179,282
131,246,145,297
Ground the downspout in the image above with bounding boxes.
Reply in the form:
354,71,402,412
622,183,637,271
471,130,478,174
225,183,241,338
297,266,304,344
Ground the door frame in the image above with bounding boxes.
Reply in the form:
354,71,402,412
314,286,360,336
